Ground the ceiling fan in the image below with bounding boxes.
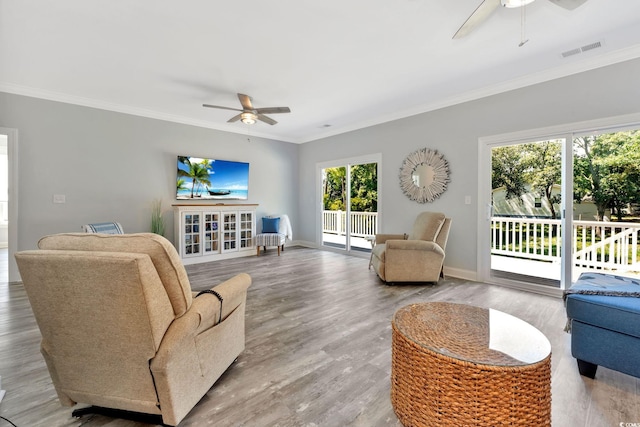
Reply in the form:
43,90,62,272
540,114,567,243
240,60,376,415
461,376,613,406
453,0,588,39
203,93,291,125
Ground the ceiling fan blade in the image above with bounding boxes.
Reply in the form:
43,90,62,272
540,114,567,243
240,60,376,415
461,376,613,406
227,113,243,123
547,0,587,10
203,104,242,112
238,93,253,110
255,106,291,114
453,0,501,39
257,114,277,125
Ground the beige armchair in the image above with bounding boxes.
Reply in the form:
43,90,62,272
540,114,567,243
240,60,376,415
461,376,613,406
371,212,451,283
15,233,251,426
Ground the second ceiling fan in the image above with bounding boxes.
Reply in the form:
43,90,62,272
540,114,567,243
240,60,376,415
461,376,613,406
453,0,588,39
203,93,291,125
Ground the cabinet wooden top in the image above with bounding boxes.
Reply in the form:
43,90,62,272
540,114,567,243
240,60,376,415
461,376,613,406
172,203,258,207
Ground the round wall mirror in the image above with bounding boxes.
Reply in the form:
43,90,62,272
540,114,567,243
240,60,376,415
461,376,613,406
399,148,450,203
412,163,435,188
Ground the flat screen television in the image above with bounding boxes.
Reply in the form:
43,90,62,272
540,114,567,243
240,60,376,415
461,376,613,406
177,156,249,200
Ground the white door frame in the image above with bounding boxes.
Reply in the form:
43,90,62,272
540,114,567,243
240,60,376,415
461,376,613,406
0,127,19,283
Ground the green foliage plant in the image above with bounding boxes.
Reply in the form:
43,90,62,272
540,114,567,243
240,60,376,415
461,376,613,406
151,198,165,236
322,163,378,212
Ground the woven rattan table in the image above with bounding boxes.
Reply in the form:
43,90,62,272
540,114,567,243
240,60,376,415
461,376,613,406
391,302,551,426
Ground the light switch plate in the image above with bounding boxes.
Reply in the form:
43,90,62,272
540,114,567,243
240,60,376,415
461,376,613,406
53,194,66,204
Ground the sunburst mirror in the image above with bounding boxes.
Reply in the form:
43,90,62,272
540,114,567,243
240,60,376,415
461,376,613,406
399,148,450,203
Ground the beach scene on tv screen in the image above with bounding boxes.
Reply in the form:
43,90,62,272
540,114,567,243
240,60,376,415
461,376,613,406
177,156,249,200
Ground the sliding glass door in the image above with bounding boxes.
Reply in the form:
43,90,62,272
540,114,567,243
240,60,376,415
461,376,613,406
571,130,640,280
479,123,640,295
489,139,564,288
319,155,380,255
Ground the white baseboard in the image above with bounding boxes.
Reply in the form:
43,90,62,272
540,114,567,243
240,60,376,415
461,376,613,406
291,240,316,248
443,266,477,282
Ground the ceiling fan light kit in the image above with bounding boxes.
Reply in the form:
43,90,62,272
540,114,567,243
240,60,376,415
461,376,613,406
203,93,291,126
240,112,257,125
502,0,535,8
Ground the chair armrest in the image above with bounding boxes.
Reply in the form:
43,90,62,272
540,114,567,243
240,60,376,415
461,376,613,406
210,272,251,323
189,273,252,333
386,239,445,257
154,273,252,366
375,234,406,245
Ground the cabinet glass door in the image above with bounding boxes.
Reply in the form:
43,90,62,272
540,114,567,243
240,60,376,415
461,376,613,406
239,211,253,249
203,212,220,254
222,212,237,252
183,212,201,256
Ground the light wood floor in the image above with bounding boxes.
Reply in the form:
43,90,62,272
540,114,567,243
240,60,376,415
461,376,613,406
1,246,639,426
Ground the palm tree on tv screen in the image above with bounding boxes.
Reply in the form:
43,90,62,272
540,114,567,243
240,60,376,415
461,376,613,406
178,157,213,198
176,178,187,192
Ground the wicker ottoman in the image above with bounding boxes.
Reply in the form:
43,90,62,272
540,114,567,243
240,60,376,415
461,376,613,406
391,302,551,426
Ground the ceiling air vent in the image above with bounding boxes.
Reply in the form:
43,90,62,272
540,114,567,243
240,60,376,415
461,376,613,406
581,41,602,52
561,40,603,59
561,48,581,58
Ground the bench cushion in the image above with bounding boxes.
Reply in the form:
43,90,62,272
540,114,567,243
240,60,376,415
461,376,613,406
255,233,285,247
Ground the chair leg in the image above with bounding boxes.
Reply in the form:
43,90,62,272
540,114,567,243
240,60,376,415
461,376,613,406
277,245,280,256
577,359,598,379
256,246,260,256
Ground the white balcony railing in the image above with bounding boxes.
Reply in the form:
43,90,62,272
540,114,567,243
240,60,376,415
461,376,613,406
322,210,378,238
322,213,640,274
491,217,640,274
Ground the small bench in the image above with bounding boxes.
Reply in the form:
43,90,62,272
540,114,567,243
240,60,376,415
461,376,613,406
256,233,286,256
255,214,292,256
565,273,640,379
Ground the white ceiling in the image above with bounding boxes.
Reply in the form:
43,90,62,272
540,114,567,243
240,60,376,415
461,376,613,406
2,0,640,143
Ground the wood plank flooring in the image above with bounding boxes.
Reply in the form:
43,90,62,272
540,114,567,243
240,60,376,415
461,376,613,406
1,246,639,426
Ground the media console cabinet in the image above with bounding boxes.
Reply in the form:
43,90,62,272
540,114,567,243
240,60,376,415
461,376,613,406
173,204,257,264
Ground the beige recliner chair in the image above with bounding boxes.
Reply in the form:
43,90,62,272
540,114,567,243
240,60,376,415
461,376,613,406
371,211,451,283
15,233,251,426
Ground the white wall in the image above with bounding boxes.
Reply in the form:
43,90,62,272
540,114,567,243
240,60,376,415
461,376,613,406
0,93,298,252
298,57,640,277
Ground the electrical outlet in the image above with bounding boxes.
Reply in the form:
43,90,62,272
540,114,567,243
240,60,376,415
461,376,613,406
465,196,471,205
53,194,66,204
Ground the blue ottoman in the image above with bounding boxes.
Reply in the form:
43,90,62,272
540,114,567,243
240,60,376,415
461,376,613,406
565,273,640,379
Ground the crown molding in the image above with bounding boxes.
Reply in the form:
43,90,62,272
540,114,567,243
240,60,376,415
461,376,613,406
298,44,640,143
